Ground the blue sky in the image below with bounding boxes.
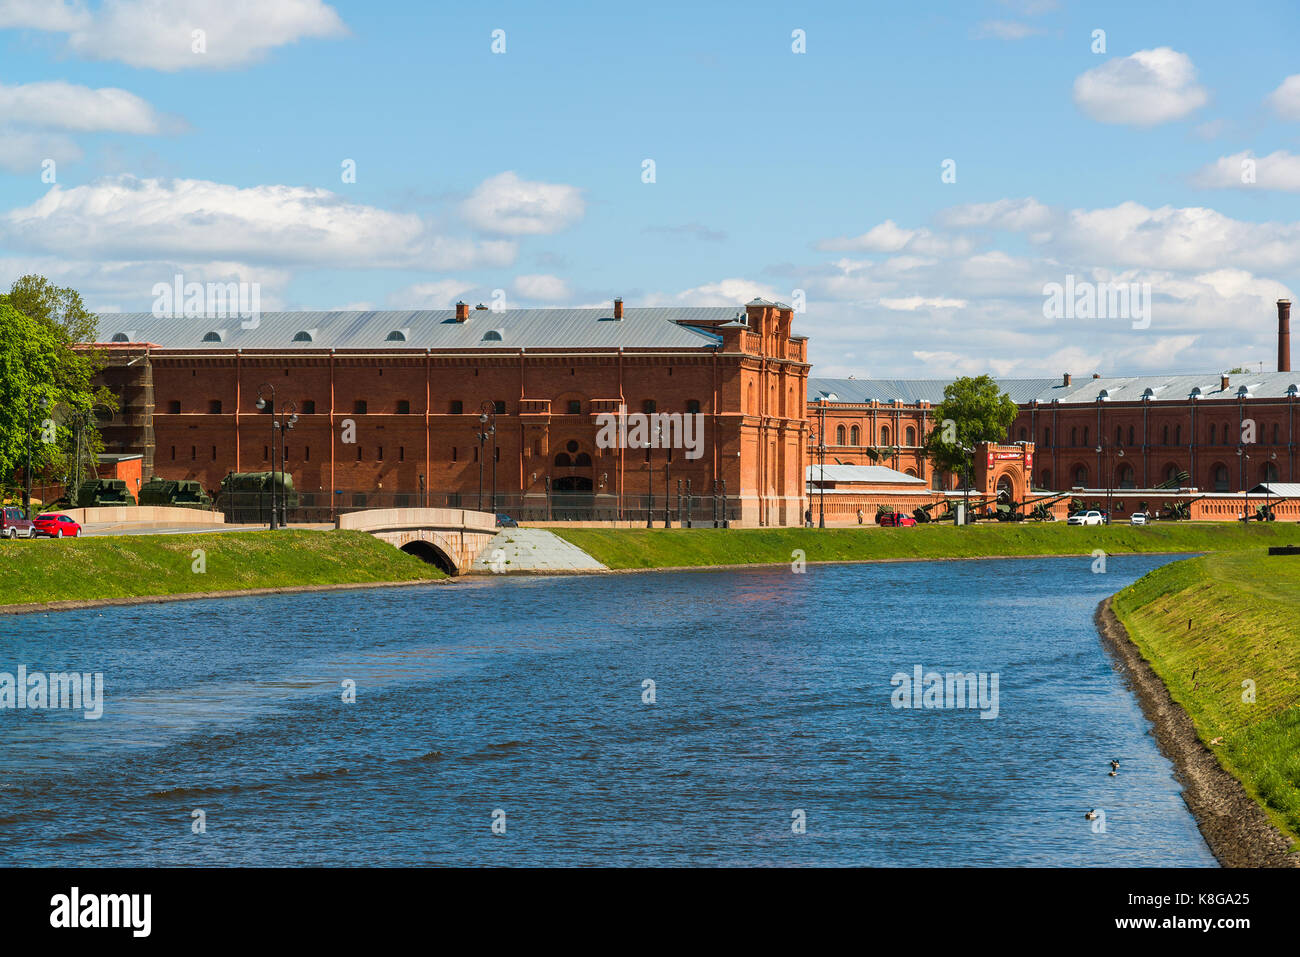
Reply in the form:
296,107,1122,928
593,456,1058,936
2,0,1298,378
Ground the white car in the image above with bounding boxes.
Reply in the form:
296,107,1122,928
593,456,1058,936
1129,512,1148,526
1068,510,1105,526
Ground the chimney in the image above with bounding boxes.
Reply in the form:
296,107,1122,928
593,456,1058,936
1279,299,1292,372
1092,373,1100,379
1221,374,1230,392
613,297,623,320
455,301,469,322
1063,373,1071,387
475,303,489,310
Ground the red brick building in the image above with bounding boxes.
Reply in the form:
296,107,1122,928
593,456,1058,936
88,298,810,526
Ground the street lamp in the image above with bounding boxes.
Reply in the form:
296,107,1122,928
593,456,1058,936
817,398,828,528
255,384,278,529
273,401,298,526
476,401,496,513
1096,444,1124,522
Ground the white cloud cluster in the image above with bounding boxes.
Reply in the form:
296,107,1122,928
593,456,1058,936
1267,74,1300,121
0,0,346,71
1,176,516,271
513,274,571,302
1193,150,1300,192
460,171,586,236
0,80,175,173
1073,48,1207,126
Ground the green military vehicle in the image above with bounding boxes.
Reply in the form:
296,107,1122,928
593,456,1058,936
74,478,136,508
219,472,299,523
138,477,213,510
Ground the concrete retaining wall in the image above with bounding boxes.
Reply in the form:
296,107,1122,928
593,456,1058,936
58,506,225,526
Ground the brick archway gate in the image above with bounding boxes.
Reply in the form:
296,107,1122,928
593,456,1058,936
973,442,1034,515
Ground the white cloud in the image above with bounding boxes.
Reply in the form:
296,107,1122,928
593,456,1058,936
2,0,346,71
816,219,974,257
0,0,89,31
1267,74,1300,121
645,278,782,307
1073,48,1208,126
0,80,174,134
879,296,967,311
1193,150,1300,192
387,281,476,309
938,197,1054,232
1,177,517,275
0,129,81,173
460,171,585,236
513,274,570,302
975,20,1044,40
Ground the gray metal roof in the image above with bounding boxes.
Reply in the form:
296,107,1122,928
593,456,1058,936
805,464,925,484
809,373,1300,406
90,307,730,351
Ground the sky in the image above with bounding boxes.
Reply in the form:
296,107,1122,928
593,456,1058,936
1,0,1298,380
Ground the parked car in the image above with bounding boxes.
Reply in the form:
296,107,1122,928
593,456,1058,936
1,506,36,539
1129,512,1148,526
33,513,82,538
878,511,917,527
495,514,518,528
1068,510,1105,526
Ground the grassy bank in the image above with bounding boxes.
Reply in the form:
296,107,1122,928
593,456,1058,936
553,521,1300,570
1112,551,1300,846
0,530,440,607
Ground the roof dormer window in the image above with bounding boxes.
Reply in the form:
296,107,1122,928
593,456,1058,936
386,329,408,342
202,330,225,343
292,330,315,342
482,329,504,341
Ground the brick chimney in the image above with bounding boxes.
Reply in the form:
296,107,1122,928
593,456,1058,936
1221,374,1230,392
1279,299,1291,372
613,297,623,320
455,301,469,322
1063,373,1071,387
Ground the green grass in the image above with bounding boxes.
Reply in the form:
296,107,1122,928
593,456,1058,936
0,530,441,607
553,521,1300,570
1112,550,1300,846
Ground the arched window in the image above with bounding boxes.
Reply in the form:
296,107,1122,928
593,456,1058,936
1165,463,1180,484
881,426,891,446
1128,425,1134,446
906,426,916,446
1117,463,1135,489
1212,464,1229,492
1176,425,1182,445
1210,424,1216,444
1019,427,1027,441
554,453,572,467
1041,469,1053,489
685,399,701,414
574,452,592,467
1073,464,1088,487
1083,427,1089,446
1163,425,1169,445
836,425,846,445
1044,428,1051,447
850,425,860,446
1071,427,1077,446
1116,426,1122,446
1263,461,1280,483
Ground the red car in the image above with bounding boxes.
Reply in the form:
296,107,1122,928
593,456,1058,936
33,513,82,538
877,511,917,527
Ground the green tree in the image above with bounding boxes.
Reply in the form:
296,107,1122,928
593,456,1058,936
924,375,1019,478
0,277,114,507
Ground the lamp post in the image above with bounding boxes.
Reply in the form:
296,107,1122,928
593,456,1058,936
1096,444,1124,522
255,384,278,529
817,398,828,528
477,401,496,513
663,461,671,527
646,464,654,528
1237,445,1250,521
273,401,298,526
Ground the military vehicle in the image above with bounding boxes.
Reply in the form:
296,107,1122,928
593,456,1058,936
138,477,213,510
74,479,136,507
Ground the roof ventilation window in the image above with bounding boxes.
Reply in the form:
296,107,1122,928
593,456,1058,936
110,332,130,342
202,330,225,343
1097,389,1110,401
1237,384,1252,398
292,330,316,342
386,329,409,342
482,329,504,342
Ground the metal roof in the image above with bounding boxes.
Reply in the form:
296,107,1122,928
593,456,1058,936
809,373,1300,406
89,307,731,351
805,464,926,484
1250,483,1300,497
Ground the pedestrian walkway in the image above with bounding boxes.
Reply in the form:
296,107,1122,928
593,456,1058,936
470,527,608,573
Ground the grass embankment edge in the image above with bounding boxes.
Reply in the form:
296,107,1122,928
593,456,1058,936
0,529,448,614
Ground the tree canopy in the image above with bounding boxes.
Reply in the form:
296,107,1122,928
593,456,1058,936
0,276,113,505
924,374,1020,477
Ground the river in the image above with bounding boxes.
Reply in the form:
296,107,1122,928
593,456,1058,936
0,554,1214,866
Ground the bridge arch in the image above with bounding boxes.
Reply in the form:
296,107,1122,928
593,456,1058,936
399,538,457,574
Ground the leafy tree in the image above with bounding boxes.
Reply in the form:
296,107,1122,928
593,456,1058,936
924,375,1019,479
0,277,114,507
